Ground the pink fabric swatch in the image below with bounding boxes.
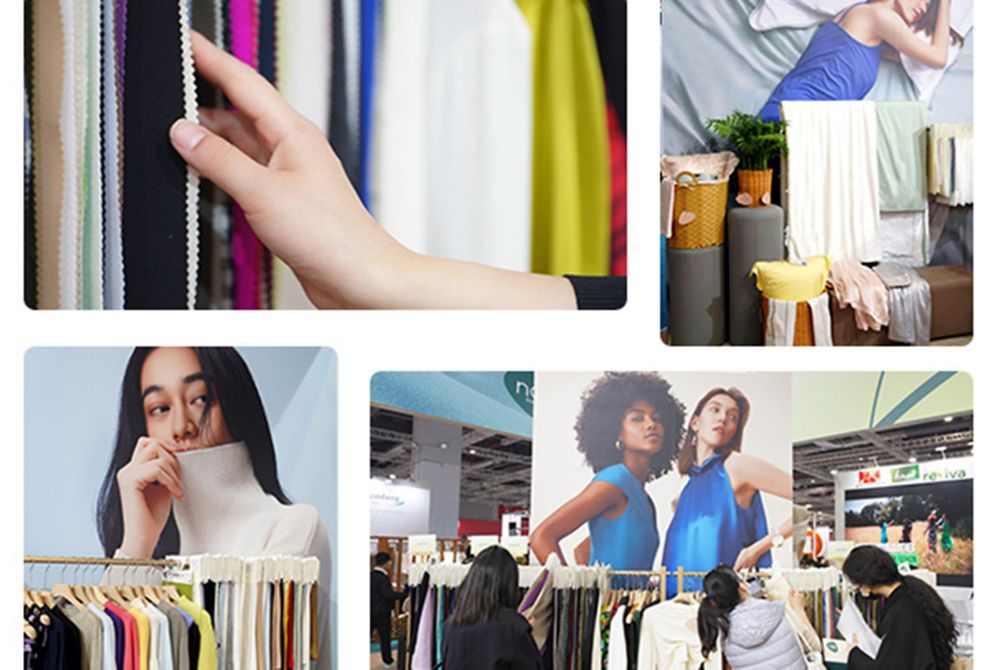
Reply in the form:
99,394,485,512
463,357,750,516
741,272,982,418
229,0,264,309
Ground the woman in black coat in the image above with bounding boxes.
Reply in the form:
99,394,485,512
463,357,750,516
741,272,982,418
844,545,957,670
442,546,543,670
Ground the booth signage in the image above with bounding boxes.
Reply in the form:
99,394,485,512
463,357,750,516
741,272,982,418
847,457,973,489
408,534,437,556
504,372,535,416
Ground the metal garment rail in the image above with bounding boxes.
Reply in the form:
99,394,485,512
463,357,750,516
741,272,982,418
24,555,183,568
607,567,710,601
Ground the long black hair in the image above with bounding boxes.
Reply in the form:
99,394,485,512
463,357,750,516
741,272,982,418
448,546,520,626
96,347,292,557
697,566,743,661
574,372,686,480
843,545,957,670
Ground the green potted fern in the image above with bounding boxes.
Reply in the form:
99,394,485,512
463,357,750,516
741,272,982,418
706,111,788,207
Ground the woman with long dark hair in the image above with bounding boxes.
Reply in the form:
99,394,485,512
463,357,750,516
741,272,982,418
530,372,686,570
661,388,793,597
94,347,332,665
442,546,542,669
843,545,956,669
760,0,956,122
697,566,818,669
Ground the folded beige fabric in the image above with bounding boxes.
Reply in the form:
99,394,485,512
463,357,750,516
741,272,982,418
828,259,890,332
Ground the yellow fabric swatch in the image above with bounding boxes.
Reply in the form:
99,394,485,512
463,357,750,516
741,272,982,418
750,255,831,302
176,596,219,670
517,0,611,276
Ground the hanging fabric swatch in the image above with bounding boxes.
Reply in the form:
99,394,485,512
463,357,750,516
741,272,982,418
517,0,611,277
371,0,533,271
30,0,64,309
358,0,380,208
122,1,197,309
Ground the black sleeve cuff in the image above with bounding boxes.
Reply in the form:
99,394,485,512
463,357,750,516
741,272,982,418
564,275,626,310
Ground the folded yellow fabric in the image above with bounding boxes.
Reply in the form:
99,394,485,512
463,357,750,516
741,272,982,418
750,255,830,302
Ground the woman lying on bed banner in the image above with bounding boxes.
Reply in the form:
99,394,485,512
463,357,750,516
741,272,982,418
760,0,954,122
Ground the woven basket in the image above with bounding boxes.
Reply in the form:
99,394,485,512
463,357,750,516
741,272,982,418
669,171,728,249
761,300,816,346
737,169,773,208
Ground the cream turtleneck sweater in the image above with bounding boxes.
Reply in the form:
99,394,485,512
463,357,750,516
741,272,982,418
118,441,333,669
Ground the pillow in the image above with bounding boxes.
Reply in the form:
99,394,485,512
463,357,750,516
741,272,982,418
750,255,831,301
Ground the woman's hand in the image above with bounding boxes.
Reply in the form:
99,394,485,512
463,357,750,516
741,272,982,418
788,588,806,612
848,633,859,652
116,437,185,559
170,32,403,309
733,536,771,571
169,31,577,310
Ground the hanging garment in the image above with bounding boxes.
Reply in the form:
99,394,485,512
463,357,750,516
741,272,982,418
59,602,103,670
101,0,124,309
587,0,626,137
358,0,380,207
519,568,554,649
411,587,435,670
126,604,149,670
81,0,103,309
122,1,194,309
587,464,659,570
518,0,611,276
928,124,973,203
371,0,533,271
875,102,927,213
158,602,191,670
662,453,774,598
764,294,834,346
607,105,627,276
880,209,929,267
782,101,881,263
874,263,931,345
175,596,218,670
30,0,63,309
87,602,117,670
827,258,890,332
272,0,334,310
759,5,880,123
105,601,141,670
637,599,721,670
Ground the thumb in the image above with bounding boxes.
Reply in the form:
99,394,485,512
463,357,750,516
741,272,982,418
170,119,271,211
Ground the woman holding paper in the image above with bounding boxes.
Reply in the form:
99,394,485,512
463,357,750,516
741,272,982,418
843,545,957,669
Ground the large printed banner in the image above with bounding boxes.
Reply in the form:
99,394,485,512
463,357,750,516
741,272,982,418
531,372,792,593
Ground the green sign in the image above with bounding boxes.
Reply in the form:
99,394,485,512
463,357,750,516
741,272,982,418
504,372,535,416
891,465,920,483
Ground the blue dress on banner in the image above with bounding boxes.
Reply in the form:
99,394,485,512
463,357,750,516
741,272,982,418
661,453,772,597
588,464,659,570
759,3,881,122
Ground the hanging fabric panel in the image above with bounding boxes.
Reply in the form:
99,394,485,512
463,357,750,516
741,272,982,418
517,0,611,276
122,1,194,309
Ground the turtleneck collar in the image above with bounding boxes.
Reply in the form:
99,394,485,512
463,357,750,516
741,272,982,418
172,441,283,554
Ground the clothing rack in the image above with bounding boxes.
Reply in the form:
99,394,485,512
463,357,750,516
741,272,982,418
24,555,182,568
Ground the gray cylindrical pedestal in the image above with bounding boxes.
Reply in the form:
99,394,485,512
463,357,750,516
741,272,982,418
727,205,784,346
667,245,726,346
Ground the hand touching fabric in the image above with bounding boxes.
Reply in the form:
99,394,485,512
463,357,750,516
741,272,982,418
169,32,577,310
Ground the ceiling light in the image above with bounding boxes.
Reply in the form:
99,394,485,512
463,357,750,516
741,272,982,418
943,416,954,423
909,455,917,463
389,474,397,480
440,442,448,449
935,446,947,452
470,449,477,455
830,469,838,475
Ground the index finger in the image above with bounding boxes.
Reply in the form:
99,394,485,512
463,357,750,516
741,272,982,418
190,30,296,138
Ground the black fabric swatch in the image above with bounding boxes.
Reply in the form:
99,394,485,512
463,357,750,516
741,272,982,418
588,0,627,135
24,0,37,308
329,0,359,190
122,1,189,308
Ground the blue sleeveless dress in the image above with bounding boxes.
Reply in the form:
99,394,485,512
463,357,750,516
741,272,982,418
759,3,881,122
660,454,772,597
588,464,659,570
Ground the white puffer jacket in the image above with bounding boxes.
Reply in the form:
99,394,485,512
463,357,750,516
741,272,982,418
722,599,806,670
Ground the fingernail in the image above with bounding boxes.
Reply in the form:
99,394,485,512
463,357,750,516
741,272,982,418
171,119,206,151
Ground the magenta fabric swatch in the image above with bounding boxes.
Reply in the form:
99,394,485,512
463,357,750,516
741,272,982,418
229,0,264,309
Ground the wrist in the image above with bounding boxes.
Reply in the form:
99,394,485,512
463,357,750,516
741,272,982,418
119,533,156,560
